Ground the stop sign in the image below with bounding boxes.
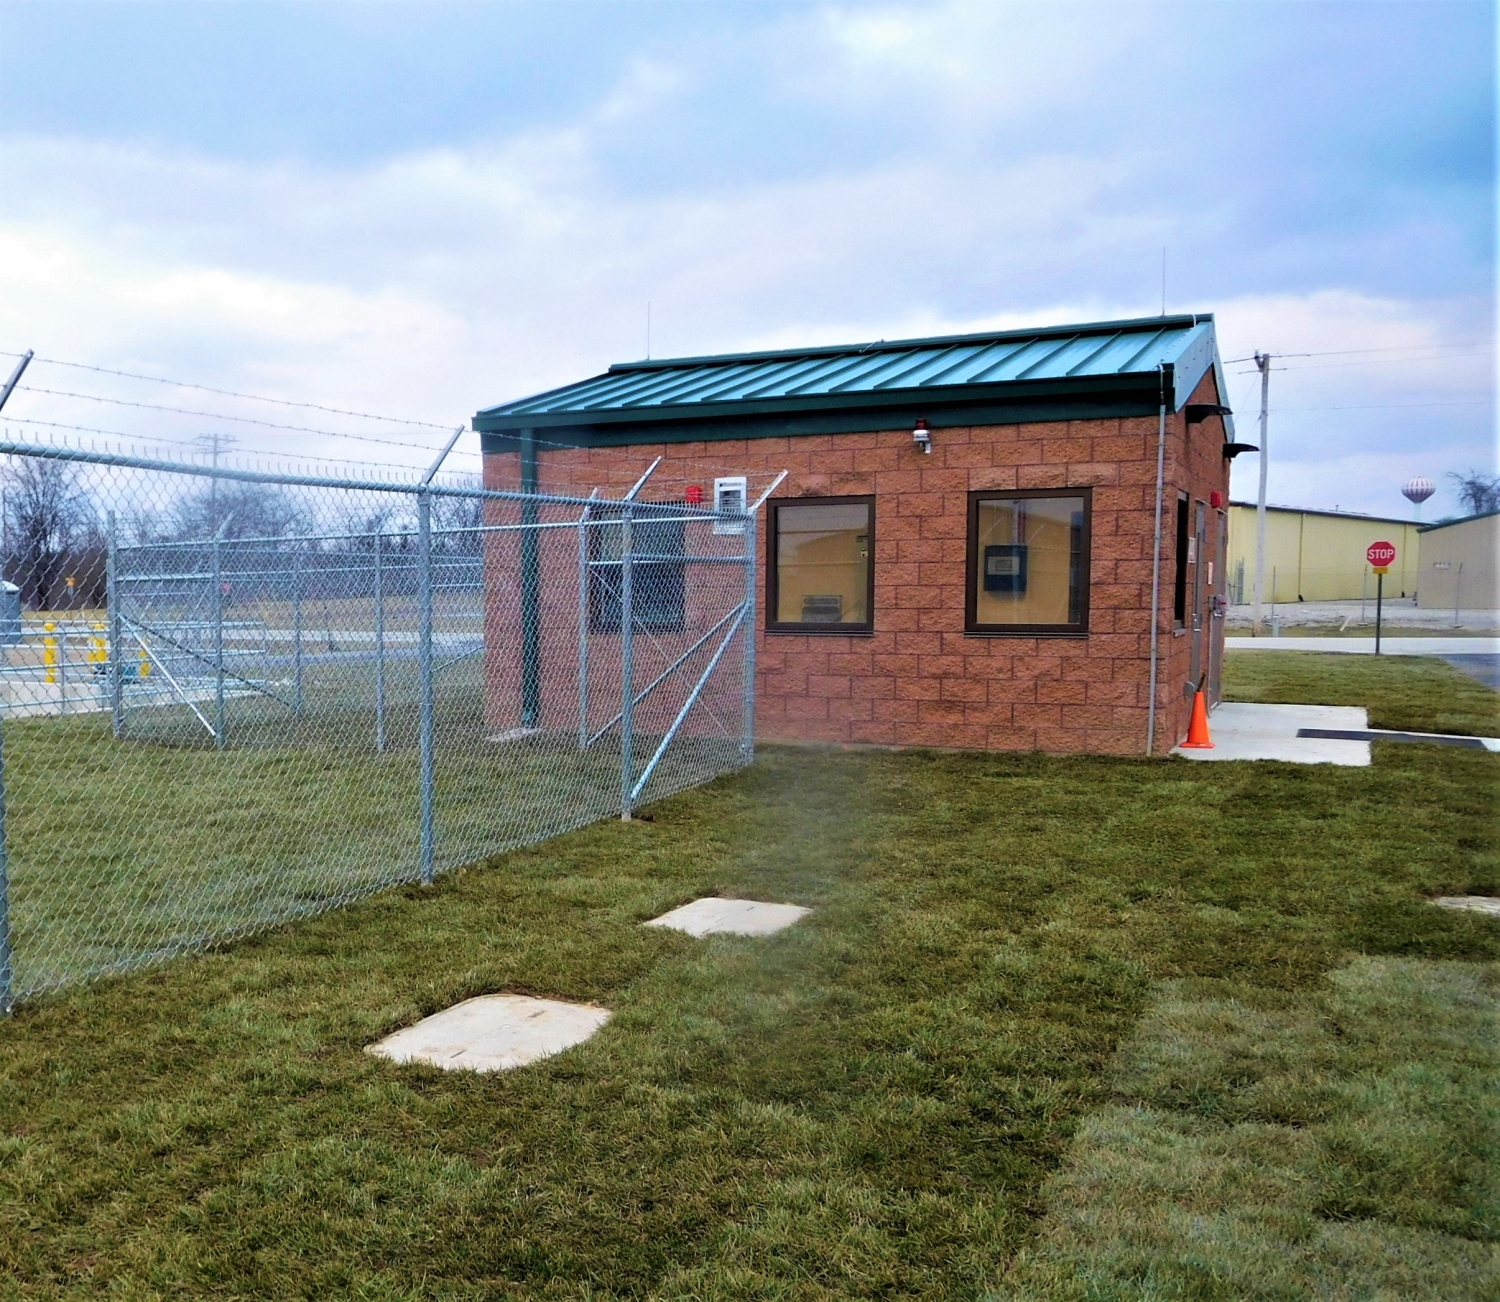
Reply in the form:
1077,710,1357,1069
1367,540,1397,568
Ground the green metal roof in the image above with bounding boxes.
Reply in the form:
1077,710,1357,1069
476,313,1230,449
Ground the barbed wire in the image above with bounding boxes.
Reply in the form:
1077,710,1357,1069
12,385,478,452
0,350,454,428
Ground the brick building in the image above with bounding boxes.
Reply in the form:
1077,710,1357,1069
474,314,1241,756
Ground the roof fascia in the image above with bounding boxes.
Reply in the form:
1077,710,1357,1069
478,386,1166,452
473,370,1167,434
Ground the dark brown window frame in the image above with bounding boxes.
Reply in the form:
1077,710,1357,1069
766,494,876,635
964,487,1092,637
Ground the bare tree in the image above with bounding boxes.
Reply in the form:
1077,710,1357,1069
432,476,483,555
1447,469,1500,516
2,457,98,608
171,481,312,541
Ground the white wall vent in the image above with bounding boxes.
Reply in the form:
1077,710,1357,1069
713,475,747,535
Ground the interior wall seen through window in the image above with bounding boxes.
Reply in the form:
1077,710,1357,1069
973,495,1085,627
774,501,870,625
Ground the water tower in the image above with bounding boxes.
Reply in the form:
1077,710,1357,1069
1402,476,1435,521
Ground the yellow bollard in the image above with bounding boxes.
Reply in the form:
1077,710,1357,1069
43,621,57,684
91,623,107,666
139,646,151,679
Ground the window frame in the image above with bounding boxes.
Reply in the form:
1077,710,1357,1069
1173,491,1190,629
964,487,1092,637
765,494,876,636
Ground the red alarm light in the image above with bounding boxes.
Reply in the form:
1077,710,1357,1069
686,484,704,505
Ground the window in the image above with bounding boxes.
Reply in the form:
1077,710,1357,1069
1173,493,1190,627
588,508,685,634
965,489,1090,635
767,496,874,633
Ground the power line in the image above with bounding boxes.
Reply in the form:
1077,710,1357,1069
1271,400,1491,412
0,349,454,429
1221,342,1489,364
0,417,443,474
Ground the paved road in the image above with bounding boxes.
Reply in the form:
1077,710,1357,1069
1441,654,1500,689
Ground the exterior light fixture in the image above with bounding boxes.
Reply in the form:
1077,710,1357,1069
685,483,704,505
912,418,931,454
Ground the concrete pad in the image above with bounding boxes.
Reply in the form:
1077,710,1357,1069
1433,896,1500,918
1173,702,1371,766
366,994,610,1073
644,897,811,937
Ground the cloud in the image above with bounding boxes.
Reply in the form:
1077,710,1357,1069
0,1,1491,513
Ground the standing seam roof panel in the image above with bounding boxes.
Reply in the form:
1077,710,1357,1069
475,316,1223,424
1012,336,1083,380
617,359,775,408
869,345,983,390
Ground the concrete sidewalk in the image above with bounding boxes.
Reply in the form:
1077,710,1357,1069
1174,703,1372,765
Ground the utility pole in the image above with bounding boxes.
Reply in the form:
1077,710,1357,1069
1251,352,1271,635
194,433,237,533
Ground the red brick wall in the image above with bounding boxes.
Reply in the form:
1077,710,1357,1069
483,370,1230,756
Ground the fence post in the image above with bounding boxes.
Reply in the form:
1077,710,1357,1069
292,542,304,718
577,505,590,749
741,504,757,764
107,510,123,738
374,532,386,752
213,531,225,749
417,492,435,884
520,431,541,729
619,504,635,820
0,710,11,1015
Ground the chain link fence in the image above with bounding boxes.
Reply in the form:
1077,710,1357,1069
0,442,758,1009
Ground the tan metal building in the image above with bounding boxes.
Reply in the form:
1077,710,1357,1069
1225,502,1421,603
1416,510,1499,611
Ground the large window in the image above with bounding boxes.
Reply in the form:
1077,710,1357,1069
965,489,1090,635
588,508,686,634
767,496,874,633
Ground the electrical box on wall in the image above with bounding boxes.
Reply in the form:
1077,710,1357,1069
713,476,747,535
983,544,1028,593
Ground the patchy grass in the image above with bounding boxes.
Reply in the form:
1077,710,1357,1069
1223,650,1500,737
996,957,1499,1301
0,655,1495,1297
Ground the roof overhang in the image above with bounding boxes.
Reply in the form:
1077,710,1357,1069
475,314,1231,450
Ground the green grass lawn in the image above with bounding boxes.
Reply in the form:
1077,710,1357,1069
0,653,1495,1298
1223,649,1500,737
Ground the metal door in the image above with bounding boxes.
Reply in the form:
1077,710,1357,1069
1208,509,1227,705
1189,501,1207,690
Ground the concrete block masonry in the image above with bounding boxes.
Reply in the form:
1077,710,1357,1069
645,898,811,937
367,995,611,1073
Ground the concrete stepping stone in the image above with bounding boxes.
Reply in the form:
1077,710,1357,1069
645,897,810,937
366,994,610,1073
1433,896,1500,917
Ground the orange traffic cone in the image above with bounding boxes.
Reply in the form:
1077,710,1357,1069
1180,689,1214,749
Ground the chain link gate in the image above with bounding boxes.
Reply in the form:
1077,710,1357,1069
0,442,760,1009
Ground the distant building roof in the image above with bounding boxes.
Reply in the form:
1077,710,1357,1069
476,313,1230,449
1228,501,1418,526
1419,508,1500,533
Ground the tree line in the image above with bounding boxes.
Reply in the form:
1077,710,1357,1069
0,458,487,611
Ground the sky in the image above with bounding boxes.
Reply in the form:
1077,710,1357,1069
0,0,1494,515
